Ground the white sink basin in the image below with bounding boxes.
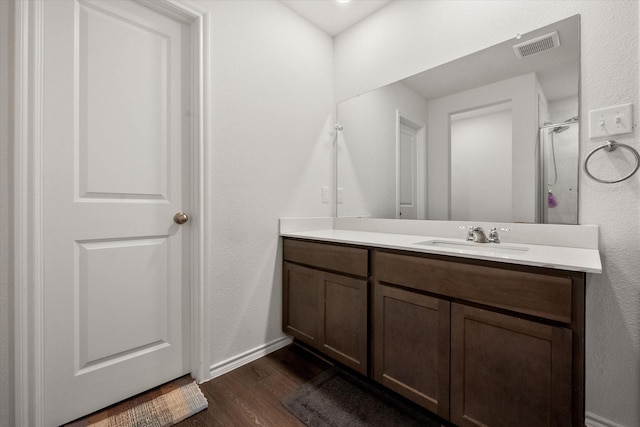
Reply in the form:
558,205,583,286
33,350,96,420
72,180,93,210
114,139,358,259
415,240,529,256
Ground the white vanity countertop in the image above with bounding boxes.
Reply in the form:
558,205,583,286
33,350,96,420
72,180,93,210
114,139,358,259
280,228,602,274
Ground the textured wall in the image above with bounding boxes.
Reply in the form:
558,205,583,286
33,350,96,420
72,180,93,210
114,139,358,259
0,1,13,425
334,1,639,425
198,0,335,366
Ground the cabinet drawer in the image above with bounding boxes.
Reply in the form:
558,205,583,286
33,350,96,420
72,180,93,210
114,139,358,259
375,250,573,323
283,238,368,277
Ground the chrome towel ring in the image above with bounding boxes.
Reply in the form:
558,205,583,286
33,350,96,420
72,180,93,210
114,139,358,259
584,140,640,184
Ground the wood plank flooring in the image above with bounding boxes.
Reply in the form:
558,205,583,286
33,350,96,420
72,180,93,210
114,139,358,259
175,343,332,426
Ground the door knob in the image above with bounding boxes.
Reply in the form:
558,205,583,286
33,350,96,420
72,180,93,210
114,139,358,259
173,212,189,224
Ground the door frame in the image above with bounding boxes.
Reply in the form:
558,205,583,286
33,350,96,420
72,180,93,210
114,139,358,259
13,1,211,425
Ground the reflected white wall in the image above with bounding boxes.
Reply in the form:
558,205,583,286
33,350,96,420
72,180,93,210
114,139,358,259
451,107,513,221
427,73,540,222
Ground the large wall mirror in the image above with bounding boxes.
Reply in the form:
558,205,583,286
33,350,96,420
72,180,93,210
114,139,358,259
336,15,580,224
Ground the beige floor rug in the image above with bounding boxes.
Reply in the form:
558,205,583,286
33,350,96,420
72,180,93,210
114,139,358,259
65,376,208,427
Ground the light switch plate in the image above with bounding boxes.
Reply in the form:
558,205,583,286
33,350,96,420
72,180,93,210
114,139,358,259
589,103,633,138
337,187,344,204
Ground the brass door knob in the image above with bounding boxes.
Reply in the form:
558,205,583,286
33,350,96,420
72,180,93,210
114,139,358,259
173,212,189,224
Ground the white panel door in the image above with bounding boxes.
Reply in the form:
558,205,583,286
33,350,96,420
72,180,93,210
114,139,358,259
42,1,191,425
398,122,418,219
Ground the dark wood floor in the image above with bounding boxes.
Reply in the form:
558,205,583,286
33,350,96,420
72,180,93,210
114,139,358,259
175,343,332,426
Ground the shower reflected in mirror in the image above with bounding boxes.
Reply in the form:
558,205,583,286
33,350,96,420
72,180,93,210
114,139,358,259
539,116,579,224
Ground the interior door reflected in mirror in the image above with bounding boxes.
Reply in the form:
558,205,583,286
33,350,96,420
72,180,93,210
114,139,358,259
336,15,580,224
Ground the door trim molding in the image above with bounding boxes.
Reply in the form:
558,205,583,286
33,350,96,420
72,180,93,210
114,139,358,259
13,1,211,424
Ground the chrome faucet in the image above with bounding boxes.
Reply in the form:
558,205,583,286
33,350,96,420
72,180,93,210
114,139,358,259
467,226,490,243
463,226,510,243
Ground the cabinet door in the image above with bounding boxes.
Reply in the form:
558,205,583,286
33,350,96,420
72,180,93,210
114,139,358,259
283,262,322,347
373,284,450,418
322,271,368,374
450,304,572,427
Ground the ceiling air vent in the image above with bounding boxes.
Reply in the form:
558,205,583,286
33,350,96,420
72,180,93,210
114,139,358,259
513,31,560,59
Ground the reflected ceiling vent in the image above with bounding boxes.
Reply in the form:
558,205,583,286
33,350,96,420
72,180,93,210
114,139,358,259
513,31,560,58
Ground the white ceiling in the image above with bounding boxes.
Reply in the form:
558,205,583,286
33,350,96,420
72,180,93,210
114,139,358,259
279,1,578,104
280,0,392,36
401,16,579,102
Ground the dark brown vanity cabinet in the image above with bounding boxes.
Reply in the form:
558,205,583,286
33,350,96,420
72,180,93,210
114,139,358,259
282,238,369,374
282,238,586,426
374,249,585,427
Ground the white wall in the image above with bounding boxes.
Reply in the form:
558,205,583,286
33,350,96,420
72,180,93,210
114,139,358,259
427,73,540,222
337,81,428,217
335,1,640,426
198,0,334,370
550,96,579,124
0,1,333,425
450,107,512,222
0,0,12,424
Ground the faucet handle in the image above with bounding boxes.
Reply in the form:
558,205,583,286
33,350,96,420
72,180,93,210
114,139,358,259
488,227,510,243
459,225,475,241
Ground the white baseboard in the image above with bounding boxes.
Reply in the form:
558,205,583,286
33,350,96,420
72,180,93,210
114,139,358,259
205,336,293,382
586,412,627,427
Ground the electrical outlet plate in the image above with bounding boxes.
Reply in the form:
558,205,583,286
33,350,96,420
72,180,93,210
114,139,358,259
321,186,329,203
589,103,633,138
